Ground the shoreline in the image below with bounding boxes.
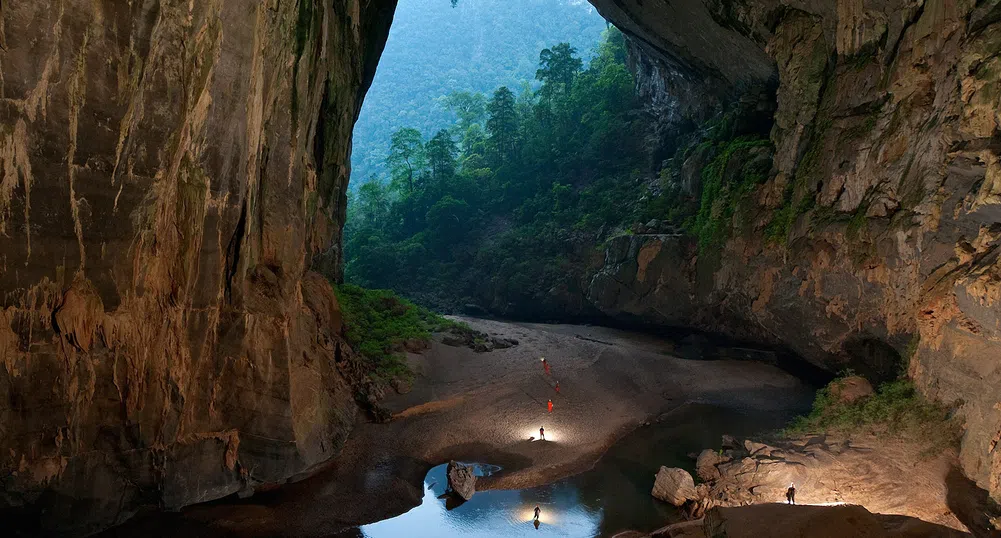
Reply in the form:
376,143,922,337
101,318,817,537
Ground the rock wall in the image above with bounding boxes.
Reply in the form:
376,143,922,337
587,0,1001,503
0,0,397,534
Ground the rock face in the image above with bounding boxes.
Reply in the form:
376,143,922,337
679,435,994,533
829,375,875,404
581,0,1001,504
446,460,476,501
652,466,697,506
0,0,397,534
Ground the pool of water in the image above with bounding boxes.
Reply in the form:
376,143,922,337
355,402,806,538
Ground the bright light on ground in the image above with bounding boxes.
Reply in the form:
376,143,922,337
520,426,558,443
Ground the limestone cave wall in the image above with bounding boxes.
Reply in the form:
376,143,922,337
588,0,1001,502
0,0,397,534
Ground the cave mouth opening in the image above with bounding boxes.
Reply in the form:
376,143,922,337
342,0,620,313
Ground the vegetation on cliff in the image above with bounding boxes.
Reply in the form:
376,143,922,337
335,284,469,382
786,374,959,449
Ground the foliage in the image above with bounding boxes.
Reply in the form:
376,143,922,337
785,376,959,448
351,0,607,182
344,29,655,313
692,136,771,255
334,283,469,382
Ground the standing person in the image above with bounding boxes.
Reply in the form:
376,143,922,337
534,505,541,521
542,357,550,376
554,380,560,393
786,483,796,504
547,399,553,413
539,426,546,441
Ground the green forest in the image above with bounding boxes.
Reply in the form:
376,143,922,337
344,25,777,316
346,30,662,312
351,0,608,183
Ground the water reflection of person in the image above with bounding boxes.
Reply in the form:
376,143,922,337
534,519,541,530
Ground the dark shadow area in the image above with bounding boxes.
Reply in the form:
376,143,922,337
945,465,1001,538
842,336,905,384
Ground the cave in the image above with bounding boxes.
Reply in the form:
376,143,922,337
2,0,1001,536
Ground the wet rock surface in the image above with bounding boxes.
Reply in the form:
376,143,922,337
446,460,477,501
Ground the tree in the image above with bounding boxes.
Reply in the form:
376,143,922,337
441,91,487,132
387,127,426,193
487,86,519,163
536,42,582,101
426,129,458,186
355,178,392,226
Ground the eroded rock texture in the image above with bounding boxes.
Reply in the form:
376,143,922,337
0,0,396,534
588,0,1001,503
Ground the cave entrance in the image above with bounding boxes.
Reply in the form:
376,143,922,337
343,0,626,314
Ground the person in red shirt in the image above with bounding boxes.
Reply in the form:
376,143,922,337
554,380,560,393
542,357,550,376
547,399,553,413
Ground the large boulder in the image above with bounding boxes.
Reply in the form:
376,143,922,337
447,460,477,501
696,449,725,481
652,466,696,506
828,376,875,404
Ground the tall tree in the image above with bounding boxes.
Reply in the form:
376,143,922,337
536,42,582,101
486,86,519,163
426,129,458,186
441,91,487,132
387,127,426,193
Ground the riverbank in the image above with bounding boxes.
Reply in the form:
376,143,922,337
102,318,815,537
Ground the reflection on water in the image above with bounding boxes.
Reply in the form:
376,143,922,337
361,464,602,537
359,403,805,538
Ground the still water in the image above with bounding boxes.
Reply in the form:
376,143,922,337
358,403,803,538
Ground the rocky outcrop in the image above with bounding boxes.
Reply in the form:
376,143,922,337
647,504,969,538
446,460,476,501
0,0,397,534
583,0,1001,504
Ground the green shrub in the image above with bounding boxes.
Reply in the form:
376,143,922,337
785,376,958,449
334,283,470,382
693,136,771,254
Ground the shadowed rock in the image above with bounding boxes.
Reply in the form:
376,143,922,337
447,460,477,501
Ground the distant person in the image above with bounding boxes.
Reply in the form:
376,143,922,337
534,505,541,520
786,483,796,504
539,426,545,440
547,399,553,413
554,380,560,393
542,357,550,376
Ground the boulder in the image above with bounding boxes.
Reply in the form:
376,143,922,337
447,460,477,501
652,466,696,506
696,449,724,481
743,440,776,457
828,376,874,404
